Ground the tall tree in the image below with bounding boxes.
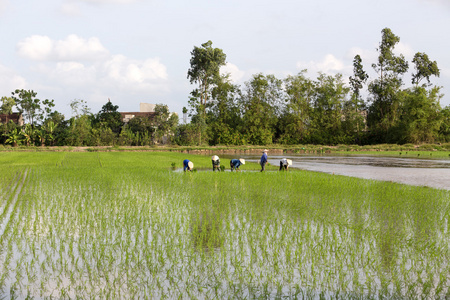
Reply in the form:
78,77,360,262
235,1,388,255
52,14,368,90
11,89,55,126
187,40,227,117
367,28,409,141
347,55,369,142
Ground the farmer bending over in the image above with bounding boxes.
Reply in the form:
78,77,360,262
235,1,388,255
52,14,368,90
230,158,245,172
211,155,221,171
279,158,292,171
183,159,194,172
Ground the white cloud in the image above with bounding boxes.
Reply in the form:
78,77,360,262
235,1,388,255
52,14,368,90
0,63,27,93
297,54,352,77
15,34,170,108
17,35,109,61
104,55,168,88
33,55,168,94
221,62,245,83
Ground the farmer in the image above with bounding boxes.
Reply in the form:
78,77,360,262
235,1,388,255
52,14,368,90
230,158,245,172
183,159,194,172
260,149,268,172
211,155,221,171
279,158,292,171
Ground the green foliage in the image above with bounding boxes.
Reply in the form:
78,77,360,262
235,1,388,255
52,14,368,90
4,128,22,146
11,89,55,126
66,115,93,146
241,74,282,145
0,96,15,115
412,52,440,86
398,86,443,143
367,28,409,140
188,40,227,116
95,100,122,134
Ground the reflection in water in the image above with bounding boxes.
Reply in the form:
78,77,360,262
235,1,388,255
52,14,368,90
221,154,450,190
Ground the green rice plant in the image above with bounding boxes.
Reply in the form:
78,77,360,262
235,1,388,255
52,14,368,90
0,152,449,298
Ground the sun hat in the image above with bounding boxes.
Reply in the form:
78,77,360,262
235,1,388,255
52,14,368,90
188,161,194,169
212,155,219,161
239,158,245,165
263,149,268,153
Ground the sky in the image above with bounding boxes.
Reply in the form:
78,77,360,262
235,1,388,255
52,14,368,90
1,0,449,119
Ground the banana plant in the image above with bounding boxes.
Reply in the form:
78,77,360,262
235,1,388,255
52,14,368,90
4,128,22,147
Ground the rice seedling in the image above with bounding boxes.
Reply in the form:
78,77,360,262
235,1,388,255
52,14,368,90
0,152,448,298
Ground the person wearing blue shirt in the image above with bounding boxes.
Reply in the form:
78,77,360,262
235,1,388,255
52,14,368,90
260,149,268,172
183,159,193,172
230,158,245,172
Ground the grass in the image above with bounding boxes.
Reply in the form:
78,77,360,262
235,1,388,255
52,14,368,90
0,152,449,298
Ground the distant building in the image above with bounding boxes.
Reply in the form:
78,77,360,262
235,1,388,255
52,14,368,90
0,113,24,126
120,103,156,123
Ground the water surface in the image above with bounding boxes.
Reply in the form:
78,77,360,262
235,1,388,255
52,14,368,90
221,154,450,190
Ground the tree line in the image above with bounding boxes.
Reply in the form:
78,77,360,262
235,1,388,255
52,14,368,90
184,28,449,145
0,93,179,147
1,28,449,147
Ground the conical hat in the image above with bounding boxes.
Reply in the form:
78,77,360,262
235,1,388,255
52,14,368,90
239,159,245,165
212,155,219,161
287,159,293,166
188,161,194,169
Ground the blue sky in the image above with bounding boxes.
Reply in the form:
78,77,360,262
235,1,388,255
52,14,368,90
1,0,449,118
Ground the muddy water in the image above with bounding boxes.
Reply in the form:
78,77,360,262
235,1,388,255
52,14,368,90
221,154,450,190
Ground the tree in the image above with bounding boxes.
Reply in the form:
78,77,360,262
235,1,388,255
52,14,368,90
70,99,91,117
279,71,315,144
207,74,242,145
411,52,440,87
187,40,227,117
399,86,442,143
241,74,283,145
309,73,349,144
153,104,179,144
95,99,122,134
367,28,409,141
438,106,450,142
11,89,55,126
0,96,15,115
347,55,369,142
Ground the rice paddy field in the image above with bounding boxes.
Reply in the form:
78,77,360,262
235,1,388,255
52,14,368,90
0,152,449,299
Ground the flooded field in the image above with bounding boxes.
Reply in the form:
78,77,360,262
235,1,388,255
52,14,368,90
1,152,449,298
222,154,450,190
